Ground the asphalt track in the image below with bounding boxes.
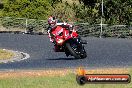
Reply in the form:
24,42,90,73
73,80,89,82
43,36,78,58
0,33,132,69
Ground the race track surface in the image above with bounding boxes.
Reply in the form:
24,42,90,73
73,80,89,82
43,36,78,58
0,33,132,69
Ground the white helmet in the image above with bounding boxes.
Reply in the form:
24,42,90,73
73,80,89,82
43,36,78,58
48,16,56,25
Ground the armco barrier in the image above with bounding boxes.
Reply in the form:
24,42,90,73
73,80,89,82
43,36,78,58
0,17,132,38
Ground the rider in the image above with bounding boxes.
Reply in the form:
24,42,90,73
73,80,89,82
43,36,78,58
47,15,57,43
47,15,73,51
47,15,73,43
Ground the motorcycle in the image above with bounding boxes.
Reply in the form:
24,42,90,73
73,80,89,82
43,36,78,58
51,24,87,59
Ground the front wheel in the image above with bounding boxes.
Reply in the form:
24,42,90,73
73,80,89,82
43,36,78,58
66,43,81,59
80,50,87,59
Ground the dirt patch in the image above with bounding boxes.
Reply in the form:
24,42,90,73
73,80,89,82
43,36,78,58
0,69,71,79
0,68,129,79
84,68,129,74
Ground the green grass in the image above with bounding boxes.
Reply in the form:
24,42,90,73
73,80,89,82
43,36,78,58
0,72,131,88
0,49,14,60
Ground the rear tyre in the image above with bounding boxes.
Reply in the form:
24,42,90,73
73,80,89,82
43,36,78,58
66,43,81,59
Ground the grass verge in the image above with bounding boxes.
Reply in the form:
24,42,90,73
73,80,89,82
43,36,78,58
0,68,131,88
0,49,14,60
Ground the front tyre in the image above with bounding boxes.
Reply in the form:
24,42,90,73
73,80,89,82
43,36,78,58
79,45,87,59
80,49,87,59
66,43,81,59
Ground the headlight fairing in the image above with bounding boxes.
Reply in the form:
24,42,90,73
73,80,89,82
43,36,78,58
57,39,64,44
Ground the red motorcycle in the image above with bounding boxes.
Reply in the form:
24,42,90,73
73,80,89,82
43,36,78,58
51,24,87,59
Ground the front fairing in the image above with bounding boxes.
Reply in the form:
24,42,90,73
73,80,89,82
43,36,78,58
51,25,79,45
55,29,72,45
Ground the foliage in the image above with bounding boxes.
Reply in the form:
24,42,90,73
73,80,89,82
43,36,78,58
2,0,52,19
48,0,62,7
72,2,100,24
0,3,4,9
79,0,97,8
103,0,132,25
0,0,131,25
78,0,132,25
51,2,76,22
0,0,131,38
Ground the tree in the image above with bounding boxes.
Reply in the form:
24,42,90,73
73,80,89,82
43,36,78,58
2,0,52,19
0,3,4,9
79,0,97,8
104,0,132,25
49,0,62,8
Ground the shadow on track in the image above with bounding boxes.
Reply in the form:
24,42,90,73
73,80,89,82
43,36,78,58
46,57,81,60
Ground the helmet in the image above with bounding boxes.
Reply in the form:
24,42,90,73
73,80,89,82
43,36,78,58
48,16,56,25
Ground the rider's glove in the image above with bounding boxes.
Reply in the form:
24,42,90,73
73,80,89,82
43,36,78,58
50,38,54,42
48,29,51,34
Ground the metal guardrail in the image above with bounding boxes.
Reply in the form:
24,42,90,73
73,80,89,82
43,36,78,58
0,17,132,38
77,24,131,38
0,17,48,33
